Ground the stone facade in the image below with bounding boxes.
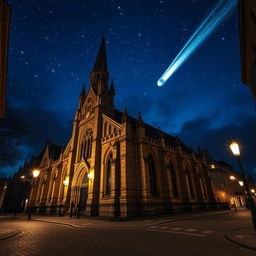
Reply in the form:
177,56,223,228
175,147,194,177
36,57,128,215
28,37,219,218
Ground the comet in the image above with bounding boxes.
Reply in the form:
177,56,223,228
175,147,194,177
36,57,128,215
157,0,237,87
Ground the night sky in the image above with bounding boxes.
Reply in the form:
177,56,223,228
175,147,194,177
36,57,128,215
3,0,256,177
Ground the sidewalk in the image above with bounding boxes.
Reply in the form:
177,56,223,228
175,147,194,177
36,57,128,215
20,209,235,230
226,227,256,251
0,228,19,240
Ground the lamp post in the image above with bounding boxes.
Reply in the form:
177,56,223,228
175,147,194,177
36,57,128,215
21,169,40,220
229,141,256,232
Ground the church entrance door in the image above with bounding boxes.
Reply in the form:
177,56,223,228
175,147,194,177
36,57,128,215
79,187,88,212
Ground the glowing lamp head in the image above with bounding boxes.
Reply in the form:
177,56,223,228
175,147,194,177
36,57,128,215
251,189,255,193
230,175,236,180
33,169,40,178
63,177,69,186
88,173,94,180
229,141,240,156
238,181,244,187
210,164,215,169
21,175,25,179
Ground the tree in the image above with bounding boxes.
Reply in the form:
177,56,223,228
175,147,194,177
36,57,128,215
0,108,25,169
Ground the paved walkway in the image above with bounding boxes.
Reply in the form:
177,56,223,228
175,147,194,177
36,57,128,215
21,209,235,229
1,209,256,251
0,228,19,240
226,227,256,251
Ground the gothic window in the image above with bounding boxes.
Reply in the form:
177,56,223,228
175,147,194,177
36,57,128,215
148,155,157,196
108,125,112,135
80,129,93,160
113,127,117,134
169,161,178,198
51,171,58,201
105,153,112,196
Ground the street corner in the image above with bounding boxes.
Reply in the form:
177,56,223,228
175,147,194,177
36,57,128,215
225,227,256,251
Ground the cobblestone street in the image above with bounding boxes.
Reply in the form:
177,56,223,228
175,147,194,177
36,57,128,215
0,210,256,256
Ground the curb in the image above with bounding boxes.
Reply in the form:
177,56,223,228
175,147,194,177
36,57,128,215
32,210,235,230
0,230,20,241
225,233,256,251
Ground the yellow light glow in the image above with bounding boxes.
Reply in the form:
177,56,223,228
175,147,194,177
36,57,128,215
229,141,240,156
238,181,244,187
88,173,94,180
63,177,69,186
210,164,215,169
33,169,40,178
230,175,236,180
21,175,25,179
251,189,255,193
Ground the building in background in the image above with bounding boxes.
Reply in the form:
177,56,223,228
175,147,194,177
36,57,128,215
0,178,8,211
0,0,11,118
204,151,256,209
239,0,256,101
2,143,61,213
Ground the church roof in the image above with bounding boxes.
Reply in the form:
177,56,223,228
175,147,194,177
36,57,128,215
112,109,193,154
93,36,108,73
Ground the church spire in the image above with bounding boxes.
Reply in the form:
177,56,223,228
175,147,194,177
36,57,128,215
93,36,108,73
80,83,86,97
90,36,109,94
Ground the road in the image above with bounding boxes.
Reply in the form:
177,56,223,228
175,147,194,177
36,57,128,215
0,210,255,256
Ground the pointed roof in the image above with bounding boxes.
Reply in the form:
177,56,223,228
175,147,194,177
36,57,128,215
93,36,108,72
80,83,86,97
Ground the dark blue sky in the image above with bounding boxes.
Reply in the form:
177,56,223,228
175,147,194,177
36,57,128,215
4,0,256,177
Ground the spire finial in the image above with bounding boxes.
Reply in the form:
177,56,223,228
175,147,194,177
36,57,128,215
80,83,86,97
93,36,108,72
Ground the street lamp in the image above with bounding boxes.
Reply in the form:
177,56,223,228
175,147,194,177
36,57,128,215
26,169,40,220
33,169,40,178
238,181,244,187
230,175,236,180
229,141,256,232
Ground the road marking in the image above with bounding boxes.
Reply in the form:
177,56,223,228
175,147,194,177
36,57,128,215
146,229,206,238
202,230,214,234
149,226,158,229
171,227,182,230
185,228,198,232
82,223,92,226
159,226,168,230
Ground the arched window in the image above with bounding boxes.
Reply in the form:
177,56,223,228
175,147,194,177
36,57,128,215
108,125,112,135
51,171,58,201
105,153,112,196
80,129,93,160
169,161,178,198
148,155,157,196
39,176,47,202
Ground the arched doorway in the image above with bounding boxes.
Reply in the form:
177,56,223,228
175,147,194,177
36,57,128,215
79,173,89,213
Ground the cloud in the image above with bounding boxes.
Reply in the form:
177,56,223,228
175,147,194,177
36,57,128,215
176,115,256,175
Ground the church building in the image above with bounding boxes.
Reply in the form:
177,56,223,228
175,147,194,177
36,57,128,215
29,37,218,218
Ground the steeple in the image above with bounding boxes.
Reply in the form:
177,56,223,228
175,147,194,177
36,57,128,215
93,36,108,73
109,78,115,96
78,83,86,109
80,83,86,97
90,36,109,94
